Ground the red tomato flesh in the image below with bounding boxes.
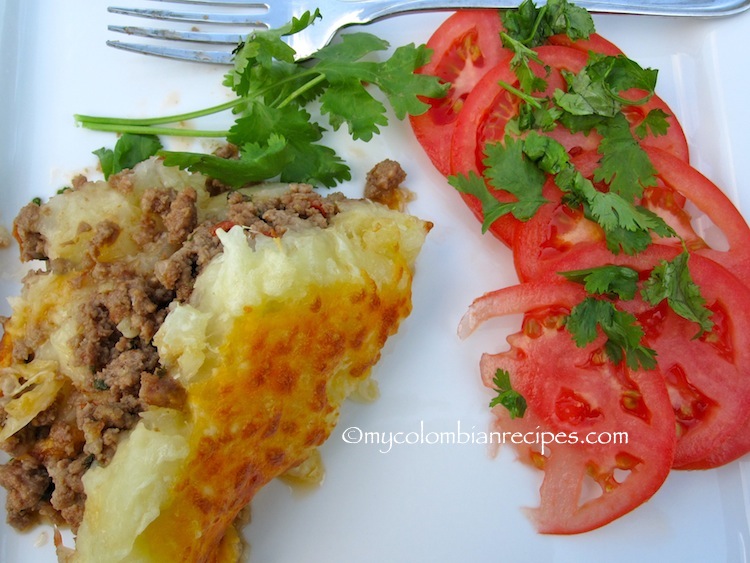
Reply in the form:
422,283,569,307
409,10,507,176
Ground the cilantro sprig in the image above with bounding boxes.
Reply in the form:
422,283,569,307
502,0,594,47
449,131,676,253
561,251,714,369
449,0,679,258
489,369,528,418
93,133,163,180
75,10,448,188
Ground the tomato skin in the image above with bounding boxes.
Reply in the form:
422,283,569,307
547,32,624,56
409,10,507,176
461,281,675,534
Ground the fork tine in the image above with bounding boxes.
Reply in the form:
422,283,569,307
106,40,235,64
146,0,267,5
108,7,267,26
109,25,246,44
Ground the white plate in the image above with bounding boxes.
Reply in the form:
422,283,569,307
1,2,750,561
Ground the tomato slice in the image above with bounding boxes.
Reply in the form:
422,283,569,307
631,253,750,469
409,10,508,176
408,11,627,178
644,147,750,281
508,242,750,469
512,148,750,283
459,281,675,534
450,46,689,248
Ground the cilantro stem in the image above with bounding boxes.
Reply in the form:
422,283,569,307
276,73,327,109
79,122,230,138
498,80,543,108
525,4,547,45
75,99,243,128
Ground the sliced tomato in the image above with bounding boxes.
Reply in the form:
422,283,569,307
448,47,585,246
409,10,508,176
512,148,750,283
644,147,750,281
407,13,625,177
450,46,689,247
459,281,675,534
512,242,750,469
632,260,750,468
547,32,624,56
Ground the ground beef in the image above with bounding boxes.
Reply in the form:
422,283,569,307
13,202,46,261
47,454,89,529
140,372,187,410
364,159,412,211
91,262,174,343
107,170,134,194
76,394,141,463
0,158,410,533
165,188,198,245
87,220,121,259
72,301,122,373
71,175,88,190
0,458,54,530
155,222,224,302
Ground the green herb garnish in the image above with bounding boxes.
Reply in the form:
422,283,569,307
489,369,528,418
76,10,447,188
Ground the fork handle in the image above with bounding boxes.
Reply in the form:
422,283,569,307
356,0,740,19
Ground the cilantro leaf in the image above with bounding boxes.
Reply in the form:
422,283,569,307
93,133,163,179
314,32,389,62
521,130,570,174
489,369,527,418
447,171,525,232
596,220,656,255
566,297,657,370
160,136,291,187
554,163,674,253
641,251,714,336
447,136,551,231
227,102,323,146
634,108,670,139
593,114,658,201
560,265,640,300
279,139,351,187
502,0,594,47
315,40,446,137
544,0,595,41
554,69,620,118
319,79,389,141
584,53,657,104
373,43,448,119
555,53,657,120
227,9,321,95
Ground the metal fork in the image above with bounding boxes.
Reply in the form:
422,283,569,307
108,0,750,63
